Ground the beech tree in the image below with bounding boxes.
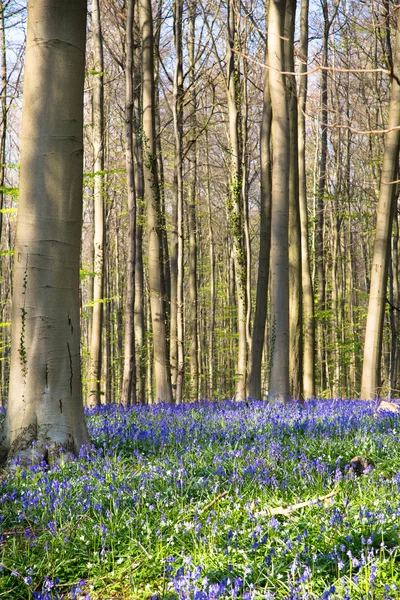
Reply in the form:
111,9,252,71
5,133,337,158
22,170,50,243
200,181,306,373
0,0,89,465
361,4,400,400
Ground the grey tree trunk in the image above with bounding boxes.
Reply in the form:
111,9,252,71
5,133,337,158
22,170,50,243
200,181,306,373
87,0,105,405
226,0,247,401
139,0,173,403
248,55,272,400
285,0,303,400
297,0,315,399
121,0,136,407
133,7,146,404
268,0,290,402
173,0,184,404
0,0,90,466
361,9,400,399
205,131,215,398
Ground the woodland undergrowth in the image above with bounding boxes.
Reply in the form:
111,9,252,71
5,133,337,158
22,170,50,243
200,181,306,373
1,399,400,599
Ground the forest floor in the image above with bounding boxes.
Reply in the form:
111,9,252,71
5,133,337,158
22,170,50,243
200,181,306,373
1,399,400,599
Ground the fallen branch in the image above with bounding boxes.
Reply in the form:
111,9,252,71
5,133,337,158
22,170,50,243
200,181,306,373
268,489,338,517
199,491,229,514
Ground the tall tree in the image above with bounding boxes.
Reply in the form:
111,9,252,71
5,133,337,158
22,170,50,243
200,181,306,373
226,0,247,401
268,0,290,402
121,0,136,407
139,0,173,403
0,0,90,465
188,0,199,401
87,0,105,405
248,43,272,400
172,0,184,403
297,0,315,399
285,0,303,400
361,5,400,400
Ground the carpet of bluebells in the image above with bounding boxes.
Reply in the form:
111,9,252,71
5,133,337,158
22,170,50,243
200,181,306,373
1,399,400,599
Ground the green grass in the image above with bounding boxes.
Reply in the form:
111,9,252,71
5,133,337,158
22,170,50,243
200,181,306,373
0,399,400,599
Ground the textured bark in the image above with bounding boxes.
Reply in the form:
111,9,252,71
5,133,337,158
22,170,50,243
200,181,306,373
121,0,136,407
87,0,105,405
248,59,271,400
173,0,184,404
268,0,290,402
139,0,173,403
0,0,90,466
285,0,302,400
297,0,315,399
361,8,400,400
226,0,247,401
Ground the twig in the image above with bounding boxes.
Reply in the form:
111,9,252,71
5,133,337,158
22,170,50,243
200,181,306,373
269,489,338,517
199,491,228,514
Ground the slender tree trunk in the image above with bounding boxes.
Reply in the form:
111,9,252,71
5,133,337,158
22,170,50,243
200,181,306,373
390,193,399,396
139,0,173,403
268,0,290,402
241,41,252,360
316,0,331,394
173,0,184,404
285,0,302,400
361,8,400,400
121,0,136,407
133,8,146,404
87,0,105,405
0,0,90,466
226,0,247,401
297,0,315,399
188,0,199,400
206,132,215,399
248,52,272,400
0,1,6,247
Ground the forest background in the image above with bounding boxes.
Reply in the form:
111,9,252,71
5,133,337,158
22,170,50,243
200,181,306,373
0,0,398,408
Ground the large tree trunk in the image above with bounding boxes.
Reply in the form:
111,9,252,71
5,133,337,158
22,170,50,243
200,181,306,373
87,0,105,405
0,0,90,466
361,8,400,399
248,52,272,400
139,0,173,403
226,0,247,401
297,0,315,399
121,0,136,407
268,0,290,402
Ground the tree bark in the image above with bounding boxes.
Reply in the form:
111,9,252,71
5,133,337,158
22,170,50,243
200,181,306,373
297,0,315,399
226,0,247,401
0,0,90,466
285,0,302,400
173,0,184,404
188,0,199,401
248,51,272,400
133,6,146,404
139,0,173,403
121,0,136,407
87,0,105,405
268,0,290,402
361,7,400,400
